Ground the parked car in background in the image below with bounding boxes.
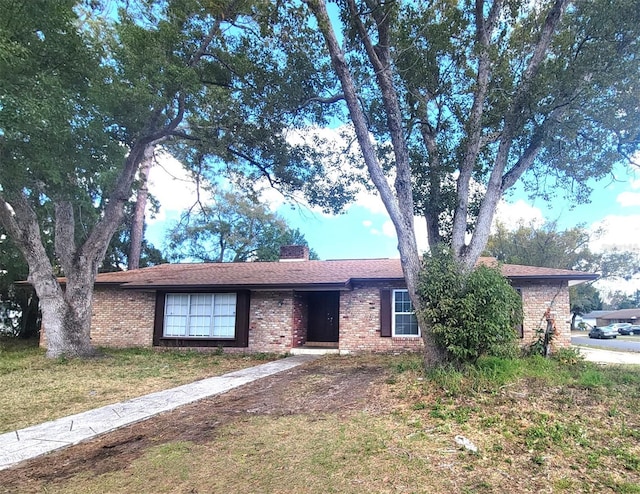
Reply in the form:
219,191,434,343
612,323,632,330
618,325,640,335
589,325,619,339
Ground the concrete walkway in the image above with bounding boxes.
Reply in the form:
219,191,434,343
0,355,318,471
576,346,640,365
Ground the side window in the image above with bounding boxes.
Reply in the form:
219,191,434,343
393,290,420,337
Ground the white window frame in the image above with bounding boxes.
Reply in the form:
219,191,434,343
392,289,420,337
163,293,237,339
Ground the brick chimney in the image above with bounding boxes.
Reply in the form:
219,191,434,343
279,245,310,262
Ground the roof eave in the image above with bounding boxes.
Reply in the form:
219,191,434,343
507,274,598,286
119,282,352,291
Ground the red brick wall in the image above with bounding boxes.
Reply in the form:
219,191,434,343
337,279,572,354
42,278,571,354
338,282,423,353
292,292,308,348
40,286,156,349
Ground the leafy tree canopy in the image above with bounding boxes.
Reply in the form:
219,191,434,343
165,190,318,263
484,221,639,322
485,221,640,278
292,0,640,266
0,0,323,356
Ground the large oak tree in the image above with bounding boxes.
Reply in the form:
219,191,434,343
294,0,640,364
0,0,269,357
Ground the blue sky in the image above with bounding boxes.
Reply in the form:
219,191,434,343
145,153,640,262
145,154,640,301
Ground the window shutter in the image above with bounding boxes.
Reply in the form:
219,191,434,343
380,289,391,337
235,290,250,347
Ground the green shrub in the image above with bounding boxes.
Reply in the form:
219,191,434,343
417,246,522,364
553,347,584,366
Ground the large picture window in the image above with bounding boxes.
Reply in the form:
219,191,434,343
393,290,420,337
163,293,237,339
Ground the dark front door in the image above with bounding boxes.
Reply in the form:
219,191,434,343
307,292,339,342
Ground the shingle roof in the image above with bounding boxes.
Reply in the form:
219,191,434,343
598,308,640,320
93,257,597,291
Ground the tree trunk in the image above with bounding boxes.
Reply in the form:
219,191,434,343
0,18,221,358
0,142,150,357
39,283,95,358
128,145,155,270
306,0,445,366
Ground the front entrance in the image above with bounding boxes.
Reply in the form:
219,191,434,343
307,292,340,343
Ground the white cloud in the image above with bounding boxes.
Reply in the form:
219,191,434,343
413,217,430,254
381,220,395,238
589,215,640,253
616,191,640,207
594,276,640,302
492,199,545,231
589,215,640,300
377,216,429,256
360,218,382,236
146,151,214,223
351,190,388,215
256,185,289,213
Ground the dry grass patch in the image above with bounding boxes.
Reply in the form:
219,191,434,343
0,338,278,433
3,351,640,493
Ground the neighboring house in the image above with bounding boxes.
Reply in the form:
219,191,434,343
576,311,610,329
39,246,597,354
595,308,640,327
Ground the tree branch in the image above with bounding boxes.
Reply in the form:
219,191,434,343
461,0,570,266
344,0,417,255
451,0,504,256
300,93,346,107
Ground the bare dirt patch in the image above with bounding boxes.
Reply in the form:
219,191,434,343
3,355,640,493
0,355,392,493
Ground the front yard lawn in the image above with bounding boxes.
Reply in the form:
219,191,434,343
0,338,278,433
2,343,640,493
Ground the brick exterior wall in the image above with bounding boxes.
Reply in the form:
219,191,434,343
292,292,308,348
336,279,572,354
89,286,156,347
41,277,572,354
39,286,156,349
247,291,295,353
339,281,423,353
514,279,572,349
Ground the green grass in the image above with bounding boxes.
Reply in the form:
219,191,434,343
3,347,640,493
0,337,279,433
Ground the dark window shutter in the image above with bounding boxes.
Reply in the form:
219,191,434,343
380,289,391,337
235,290,250,347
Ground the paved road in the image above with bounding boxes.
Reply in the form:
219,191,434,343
572,332,640,353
